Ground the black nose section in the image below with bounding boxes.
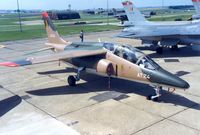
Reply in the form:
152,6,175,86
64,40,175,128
183,81,190,89
145,68,190,89
160,70,190,89
172,76,190,89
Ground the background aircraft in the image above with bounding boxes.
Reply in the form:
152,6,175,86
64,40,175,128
118,0,200,54
123,0,200,26
192,0,200,19
0,12,189,101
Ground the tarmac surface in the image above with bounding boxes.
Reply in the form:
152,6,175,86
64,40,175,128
0,30,200,135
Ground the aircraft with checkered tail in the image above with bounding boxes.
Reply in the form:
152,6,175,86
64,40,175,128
0,12,190,101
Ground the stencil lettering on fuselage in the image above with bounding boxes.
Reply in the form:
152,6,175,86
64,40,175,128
137,73,150,79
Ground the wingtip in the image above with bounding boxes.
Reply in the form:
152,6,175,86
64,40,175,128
0,62,19,67
42,12,49,18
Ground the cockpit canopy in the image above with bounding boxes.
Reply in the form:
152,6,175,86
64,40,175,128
103,43,159,70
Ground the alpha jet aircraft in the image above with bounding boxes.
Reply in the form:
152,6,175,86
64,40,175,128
0,12,189,101
118,0,200,54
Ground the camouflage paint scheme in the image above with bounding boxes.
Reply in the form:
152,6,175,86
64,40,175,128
0,12,189,91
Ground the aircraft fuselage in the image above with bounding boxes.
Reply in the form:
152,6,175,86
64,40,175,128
123,22,200,46
64,42,189,89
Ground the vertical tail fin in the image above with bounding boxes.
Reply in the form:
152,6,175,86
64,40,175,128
42,12,67,45
122,0,149,25
192,0,200,19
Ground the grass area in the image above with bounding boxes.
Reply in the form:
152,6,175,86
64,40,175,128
0,13,42,25
0,13,121,42
0,25,120,42
149,14,192,21
0,10,195,42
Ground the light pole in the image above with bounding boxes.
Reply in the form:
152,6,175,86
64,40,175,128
107,0,109,25
17,0,22,32
162,0,164,21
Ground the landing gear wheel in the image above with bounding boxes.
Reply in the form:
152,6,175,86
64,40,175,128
68,75,76,86
146,95,153,100
152,97,159,102
146,95,159,102
171,45,178,51
156,47,163,54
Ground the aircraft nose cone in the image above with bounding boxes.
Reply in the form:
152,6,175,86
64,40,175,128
173,77,190,89
162,70,190,89
147,68,190,89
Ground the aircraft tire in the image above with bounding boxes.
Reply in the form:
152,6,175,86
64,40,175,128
146,95,159,102
152,97,159,102
68,75,76,86
146,95,153,100
171,45,178,51
156,47,163,54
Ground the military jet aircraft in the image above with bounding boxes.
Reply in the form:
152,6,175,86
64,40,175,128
192,0,200,20
118,0,200,54
0,12,189,101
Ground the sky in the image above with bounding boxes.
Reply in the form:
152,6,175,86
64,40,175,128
0,0,193,10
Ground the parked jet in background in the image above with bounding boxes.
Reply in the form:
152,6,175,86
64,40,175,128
0,12,189,101
118,0,200,54
192,0,200,19
123,0,200,26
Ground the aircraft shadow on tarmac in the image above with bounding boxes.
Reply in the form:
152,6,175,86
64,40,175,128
27,72,200,110
136,46,200,58
0,95,22,117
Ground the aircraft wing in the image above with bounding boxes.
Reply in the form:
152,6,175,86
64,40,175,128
116,32,137,38
160,39,180,46
117,31,182,45
117,31,181,39
0,48,107,67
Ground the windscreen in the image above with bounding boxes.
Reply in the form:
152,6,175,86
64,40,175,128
137,56,159,70
103,43,159,70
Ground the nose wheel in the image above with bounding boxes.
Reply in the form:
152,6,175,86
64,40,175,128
67,67,85,86
147,86,162,101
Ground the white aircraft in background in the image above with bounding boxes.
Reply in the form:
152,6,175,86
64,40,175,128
123,0,200,26
192,0,200,19
118,0,200,54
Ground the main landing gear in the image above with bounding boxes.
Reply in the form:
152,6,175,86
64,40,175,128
170,45,178,51
147,86,162,102
67,67,85,86
156,47,163,54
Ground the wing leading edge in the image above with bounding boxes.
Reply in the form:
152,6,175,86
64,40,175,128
0,49,107,67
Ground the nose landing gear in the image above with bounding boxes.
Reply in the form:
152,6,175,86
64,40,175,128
147,86,162,101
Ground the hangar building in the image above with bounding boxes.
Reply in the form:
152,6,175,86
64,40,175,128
47,11,81,20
